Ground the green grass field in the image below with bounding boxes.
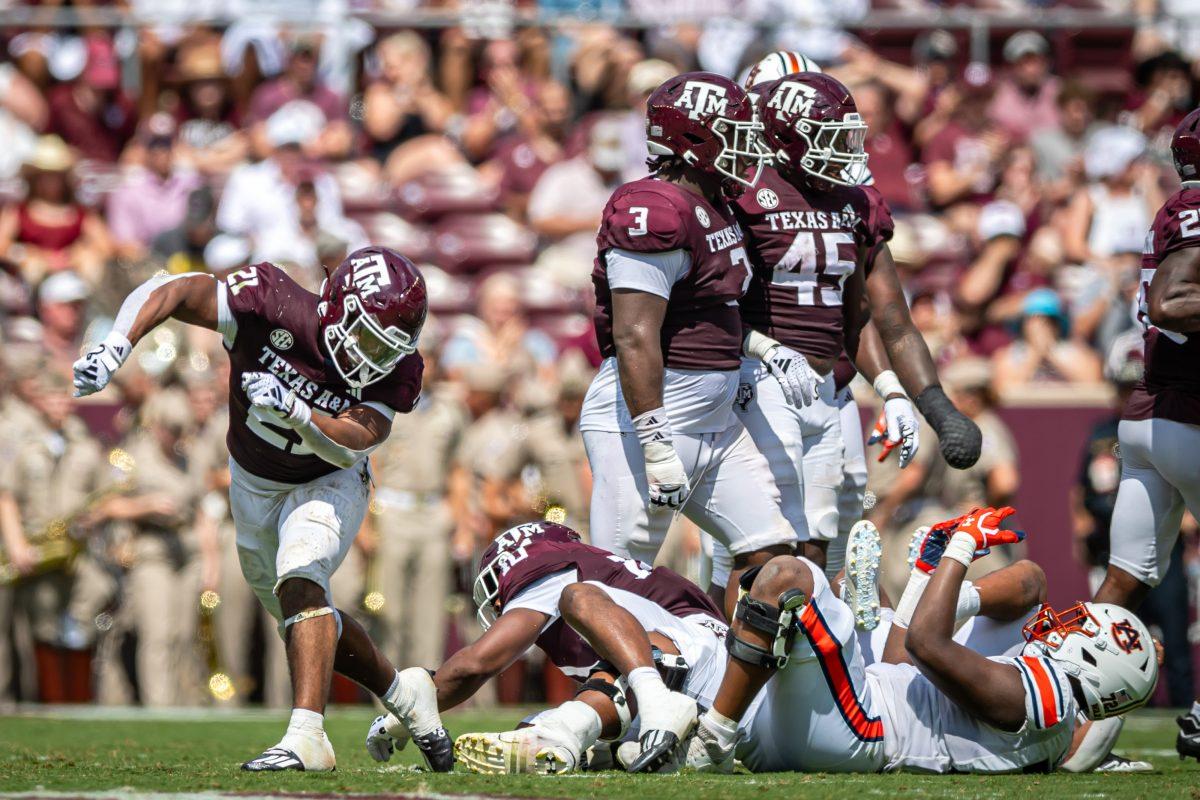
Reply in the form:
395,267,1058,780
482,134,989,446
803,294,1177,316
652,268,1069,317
1,706,1196,799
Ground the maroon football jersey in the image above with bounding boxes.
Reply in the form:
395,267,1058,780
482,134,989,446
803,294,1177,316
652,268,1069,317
495,537,723,677
734,167,894,361
593,177,749,372
1125,187,1200,425
222,263,423,483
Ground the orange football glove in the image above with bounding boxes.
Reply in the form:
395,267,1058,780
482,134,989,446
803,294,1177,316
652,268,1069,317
951,506,1024,555
867,411,898,462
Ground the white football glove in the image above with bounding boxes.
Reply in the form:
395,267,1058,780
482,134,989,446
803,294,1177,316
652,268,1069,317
875,396,919,469
365,713,409,763
241,371,311,428
763,344,823,408
72,332,132,398
633,408,690,510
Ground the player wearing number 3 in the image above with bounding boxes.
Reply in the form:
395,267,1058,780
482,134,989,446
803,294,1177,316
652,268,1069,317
581,71,797,614
71,247,451,774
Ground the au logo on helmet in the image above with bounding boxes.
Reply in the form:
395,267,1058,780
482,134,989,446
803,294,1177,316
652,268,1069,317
1111,619,1144,654
674,80,729,120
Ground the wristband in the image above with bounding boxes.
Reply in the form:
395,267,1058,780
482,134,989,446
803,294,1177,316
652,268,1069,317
743,329,780,361
872,370,905,400
632,407,672,447
891,569,930,629
102,330,133,363
942,531,977,569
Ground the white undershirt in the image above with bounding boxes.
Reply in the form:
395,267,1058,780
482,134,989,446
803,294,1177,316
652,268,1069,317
605,247,691,298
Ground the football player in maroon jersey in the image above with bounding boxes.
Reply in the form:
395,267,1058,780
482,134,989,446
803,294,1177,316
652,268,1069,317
581,72,799,612
1092,108,1200,761
72,247,448,772
363,520,729,774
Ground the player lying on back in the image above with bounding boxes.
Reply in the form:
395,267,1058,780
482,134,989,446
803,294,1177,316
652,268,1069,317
688,507,1158,774
363,521,729,774
72,247,439,772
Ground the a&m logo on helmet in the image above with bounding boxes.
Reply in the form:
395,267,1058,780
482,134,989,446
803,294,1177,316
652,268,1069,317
766,80,818,119
1111,619,1144,654
348,252,393,298
675,80,729,120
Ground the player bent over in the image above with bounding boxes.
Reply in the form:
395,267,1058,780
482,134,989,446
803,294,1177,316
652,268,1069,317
71,247,449,772
365,521,729,774
688,507,1158,774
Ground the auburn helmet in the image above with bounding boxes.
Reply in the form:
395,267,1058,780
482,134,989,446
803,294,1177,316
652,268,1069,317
758,73,869,188
645,71,768,193
1022,601,1158,720
318,246,426,389
1171,108,1200,181
740,50,823,90
473,521,582,630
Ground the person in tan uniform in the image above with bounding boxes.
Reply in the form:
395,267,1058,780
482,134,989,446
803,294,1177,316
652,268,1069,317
92,389,211,706
870,357,1021,599
0,362,107,703
368,347,466,669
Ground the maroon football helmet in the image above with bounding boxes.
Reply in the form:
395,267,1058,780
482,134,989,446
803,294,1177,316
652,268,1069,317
1171,108,1200,181
473,520,582,629
318,246,427,389
645,71,768,193
758,73,868,187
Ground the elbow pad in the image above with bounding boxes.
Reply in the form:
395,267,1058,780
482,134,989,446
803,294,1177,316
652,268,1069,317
914,385,982,470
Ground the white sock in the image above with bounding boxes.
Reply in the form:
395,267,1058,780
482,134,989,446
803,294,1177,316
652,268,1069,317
955,580,981,623
627,666,669,708
1191,700,1200,719
382,670,407,715
286,708,325,740
701,707,739,750
538,700,602,754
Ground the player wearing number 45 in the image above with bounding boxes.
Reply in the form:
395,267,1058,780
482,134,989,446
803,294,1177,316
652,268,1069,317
71,247,450,774
582,71,798,641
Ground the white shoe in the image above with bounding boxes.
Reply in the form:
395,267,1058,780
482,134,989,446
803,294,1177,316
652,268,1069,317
625,690,697,773
685,715,735,773
1094,753,1154,772
242,732,335,772
906,525,930,571
454,728,578,775
844,520,882,631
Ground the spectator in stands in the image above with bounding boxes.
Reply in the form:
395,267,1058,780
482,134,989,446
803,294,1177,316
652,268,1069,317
246,33,351,161
362,31,463,185
47,33,137,162
441,272,558,381
0,135,112,284
528,114,625,286
1127,50,1193,137
615,58,676,182
152,186,217,274
1030,81,1097,188
107,113,203,262
35,271,89,372
988,30,1061,142
855,80,922,212
922,73,1007,209
0,61,47,180
461,37,557,162
911,29,959,120
954,199,1029,355
217,104,365,265
992,288,1103,394
487,80,575,218
172,40,248,179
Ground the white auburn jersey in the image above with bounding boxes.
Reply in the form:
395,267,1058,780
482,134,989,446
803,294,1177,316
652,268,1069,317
867,655,1078,773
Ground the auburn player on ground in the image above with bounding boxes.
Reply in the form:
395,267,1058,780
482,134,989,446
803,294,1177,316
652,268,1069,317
687,507,1158,774
580,71,799,613
72,247,448,773
1092,108,1200,761
363,521,729,774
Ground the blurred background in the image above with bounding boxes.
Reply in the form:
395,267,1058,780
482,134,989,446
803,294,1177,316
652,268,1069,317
0,0,1196,712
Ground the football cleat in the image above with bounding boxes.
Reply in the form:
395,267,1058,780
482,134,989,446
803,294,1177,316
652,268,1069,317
685,715,736,773
242,733,335,772
906,526,929,571
843,520,882,630
1094,753,1153,772
624,691,697,773
1177,712,1200,761
454,729,578,775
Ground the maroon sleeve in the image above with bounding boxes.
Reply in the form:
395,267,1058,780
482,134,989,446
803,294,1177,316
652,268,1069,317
859,185,895,250
1156,196,1200,257
597,188,689,254
362,353,424,414
223,262,280,324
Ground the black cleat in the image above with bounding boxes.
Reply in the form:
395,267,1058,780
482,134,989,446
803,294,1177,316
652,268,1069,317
414,727,456,772
1177,713,1200,762
624,730,683,774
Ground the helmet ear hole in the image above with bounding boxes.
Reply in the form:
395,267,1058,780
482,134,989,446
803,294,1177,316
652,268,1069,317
1081,650,1097,666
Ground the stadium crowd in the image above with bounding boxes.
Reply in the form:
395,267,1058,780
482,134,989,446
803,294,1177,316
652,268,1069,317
0,2,1197,709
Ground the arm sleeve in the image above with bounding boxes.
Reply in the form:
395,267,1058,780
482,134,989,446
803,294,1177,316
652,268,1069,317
605,248,692,300
215,280,237,349
1009,656,1073,729
504,569,579,632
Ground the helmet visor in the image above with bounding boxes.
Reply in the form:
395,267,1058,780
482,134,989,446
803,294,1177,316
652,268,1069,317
1022,602,1099,648
798,113,869,186
324,294,417,388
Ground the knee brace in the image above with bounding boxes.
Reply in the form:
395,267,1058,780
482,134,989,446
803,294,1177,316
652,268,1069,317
726,585,807,670
280,606,343,640
577,677,632,743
